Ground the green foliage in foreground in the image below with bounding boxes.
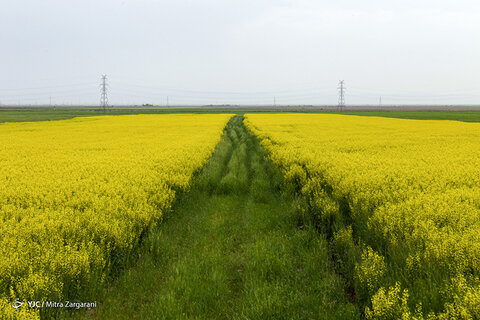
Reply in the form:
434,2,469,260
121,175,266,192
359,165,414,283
71,116,357,319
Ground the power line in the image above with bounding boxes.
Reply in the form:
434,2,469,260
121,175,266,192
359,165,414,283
0,82,96,92
109,80,331,96
0,91,98,103
110,85,328,100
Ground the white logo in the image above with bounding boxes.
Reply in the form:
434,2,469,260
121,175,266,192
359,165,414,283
12,298,24,311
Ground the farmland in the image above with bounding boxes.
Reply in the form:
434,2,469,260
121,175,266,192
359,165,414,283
2,107,480,123
88,116,358,319
0,114,231,319
1,109,480,319
245,114,480,319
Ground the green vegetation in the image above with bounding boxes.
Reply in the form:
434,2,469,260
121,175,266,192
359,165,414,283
77,116,357,319
0,107,100,122
0,106,308,123
341,110,480,122
245,113,480,319
3,108,480,319
2,107,480,123
0,107,241,123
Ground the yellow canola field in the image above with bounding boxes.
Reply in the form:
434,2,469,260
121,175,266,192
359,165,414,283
245,113,480,319
0,114,232,319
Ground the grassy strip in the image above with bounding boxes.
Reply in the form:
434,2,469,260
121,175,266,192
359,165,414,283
73,116,357,319
340,110,480,122
3,108,480,123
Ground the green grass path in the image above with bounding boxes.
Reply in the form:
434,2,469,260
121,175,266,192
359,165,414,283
85,116,357,319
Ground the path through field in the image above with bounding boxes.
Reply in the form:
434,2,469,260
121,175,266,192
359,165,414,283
87,116,357,319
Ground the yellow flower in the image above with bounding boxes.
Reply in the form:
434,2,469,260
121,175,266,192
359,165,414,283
0,114,232,314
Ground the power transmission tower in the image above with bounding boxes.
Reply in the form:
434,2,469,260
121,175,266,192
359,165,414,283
100,75,108,112
338,80,346,110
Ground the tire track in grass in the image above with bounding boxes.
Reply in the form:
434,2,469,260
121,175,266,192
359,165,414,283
80,116,358,320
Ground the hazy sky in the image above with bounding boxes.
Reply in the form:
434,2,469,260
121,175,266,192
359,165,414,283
1,0,480,105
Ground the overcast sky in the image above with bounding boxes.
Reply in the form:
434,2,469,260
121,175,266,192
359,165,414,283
1,0,480,105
